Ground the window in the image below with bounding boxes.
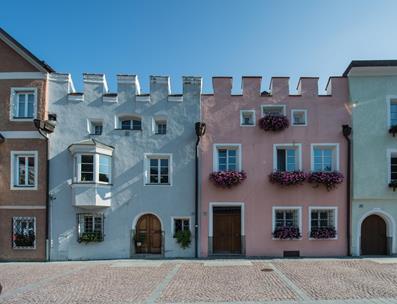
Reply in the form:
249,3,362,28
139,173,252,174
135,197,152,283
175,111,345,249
311,144,339,172
13,217,36,249
390,151,397,183
11,151,38,189
145,154,172,185
390,99,397,127
155,120,167,134
214,144,241,171
77,214,104,242
261,105,286,117
274,144,301,171
310,209,336,229
240,110,255,126
291,110,307,126
88,120,103,135
76,154,112,184
11,88,37,120
119,116,142,130
274,209,299,228
173,218,190,236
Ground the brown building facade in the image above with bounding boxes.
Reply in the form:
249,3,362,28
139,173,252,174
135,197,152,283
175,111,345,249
0,28,54,261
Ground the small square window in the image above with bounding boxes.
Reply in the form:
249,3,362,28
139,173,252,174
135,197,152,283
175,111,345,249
262,105,285,117
89,120,103,135
291,110,307,126
13,217,36,249
156,121,167,134
240,110,255,126
77,213,104,243
173,218,190,236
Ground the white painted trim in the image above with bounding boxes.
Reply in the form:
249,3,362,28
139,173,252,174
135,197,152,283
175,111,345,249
103,95,118,103
171,216,192,235
136,95,150,102
0,72,46,80
213,143,242,171
208,202,245,237
261,104,286,117
143,153,173,186
9,87,38,121
68,94,84,102
168,96,183,102
356,208,396,256
308,206,338,240
386,95,397,128
240,110,256,127
132,212,164,231
291,109,308,127
0,205,45,209
272,206,302,240
310,143,340,172
273,143,303,171
86,118,104,135
10,151,38,190
0,131,42,139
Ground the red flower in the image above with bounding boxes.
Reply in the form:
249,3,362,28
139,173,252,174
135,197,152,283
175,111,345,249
209,171,247,188
258,114,289,131
307,171,344,191
269,171,307,186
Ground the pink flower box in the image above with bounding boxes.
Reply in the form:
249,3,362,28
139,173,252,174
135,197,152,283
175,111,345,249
307,171,344,191
259,114,289,132
269,171,307,186
209,171,247,188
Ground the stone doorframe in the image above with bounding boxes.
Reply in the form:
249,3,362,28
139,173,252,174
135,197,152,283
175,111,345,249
357,208,396,256
208,202,246,256
130,212,165,257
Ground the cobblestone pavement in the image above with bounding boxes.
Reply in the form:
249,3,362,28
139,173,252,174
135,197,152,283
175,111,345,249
0,258,397,304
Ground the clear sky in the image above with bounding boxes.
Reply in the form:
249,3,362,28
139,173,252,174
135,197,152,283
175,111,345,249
1,0,397,93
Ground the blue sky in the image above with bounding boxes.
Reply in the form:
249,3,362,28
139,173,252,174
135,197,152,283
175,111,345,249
1,0,397,93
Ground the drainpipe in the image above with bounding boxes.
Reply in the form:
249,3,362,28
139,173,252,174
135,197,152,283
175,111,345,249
194,122,206,258
342,124,352,256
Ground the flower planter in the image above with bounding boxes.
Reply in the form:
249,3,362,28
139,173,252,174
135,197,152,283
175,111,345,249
269,171,307,186
258,115,289,132
310,227,337,239
78,232,103,243
209,171,247,188
273,226,301,240
307,171,344,191
389,125,397,137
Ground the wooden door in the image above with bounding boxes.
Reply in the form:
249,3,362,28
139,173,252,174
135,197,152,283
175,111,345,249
136,214,162,254
213,207,241,254
361,215,387,255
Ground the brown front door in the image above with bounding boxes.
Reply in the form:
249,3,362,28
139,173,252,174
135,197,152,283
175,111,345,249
213,207,241,254
135,214,162,254
361,215,387,255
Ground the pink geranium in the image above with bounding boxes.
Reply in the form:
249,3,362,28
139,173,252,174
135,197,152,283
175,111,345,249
259,114,289,131
307,171,344,191
269,171,307,186
209,171,247,188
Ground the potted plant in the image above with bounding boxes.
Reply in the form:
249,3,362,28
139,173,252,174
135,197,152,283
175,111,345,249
273,226,301,240
258,114,289,132
209,170,247,188
78,231,103,243
310,227,337,239
174,230,191,249
269,171,307,186
307,171,344,191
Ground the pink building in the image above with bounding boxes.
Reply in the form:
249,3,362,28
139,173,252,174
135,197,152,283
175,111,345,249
199,76,350,257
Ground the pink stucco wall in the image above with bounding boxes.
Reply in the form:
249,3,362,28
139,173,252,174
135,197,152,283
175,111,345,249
200,76,350,257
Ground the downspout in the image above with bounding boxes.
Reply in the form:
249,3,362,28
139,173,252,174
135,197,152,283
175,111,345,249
342,124,352,256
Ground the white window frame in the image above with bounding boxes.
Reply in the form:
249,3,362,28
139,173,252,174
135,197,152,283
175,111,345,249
291,109,307,126
144,153,173,186
74,153,112,184
310,143,340,172
153,117,167,135
213,143,242,171
308,206,338,240
240,110,256,127
12,216,36,249
10,87,38,121
273,144,302,171
386,95,397,128
10,151,38,190
387,149,397,184
272,206,302,240
87,119,104,135
171,216,192,235
261,104,286,117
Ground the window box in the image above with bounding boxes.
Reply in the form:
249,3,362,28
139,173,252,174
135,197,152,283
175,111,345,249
273,226,301,240
269,171,307,186
307,171,344,191
258,115,289,131
78,232,103,243
209,170,247,188
310,227,336,239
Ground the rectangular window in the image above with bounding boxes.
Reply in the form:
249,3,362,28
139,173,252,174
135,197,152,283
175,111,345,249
77,214,104,242
12,152,37,189
310,209,335,229
274,145,301,172
98,155,111,183
173,218,190,235
146,155,171,185
391,100,397,126
291,109,307,126
262,105,285,117
12,90,36,119
275,209,299,228
13,217,36,249
80,155,94,182
312,144,338,172
391,154,397,182
120,118,142,130
90,121,103,135
218,149,237,171
240,110,255,126
156,121,167,134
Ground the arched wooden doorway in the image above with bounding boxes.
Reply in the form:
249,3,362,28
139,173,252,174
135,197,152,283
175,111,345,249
361,214,387,255
135,214,162,254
